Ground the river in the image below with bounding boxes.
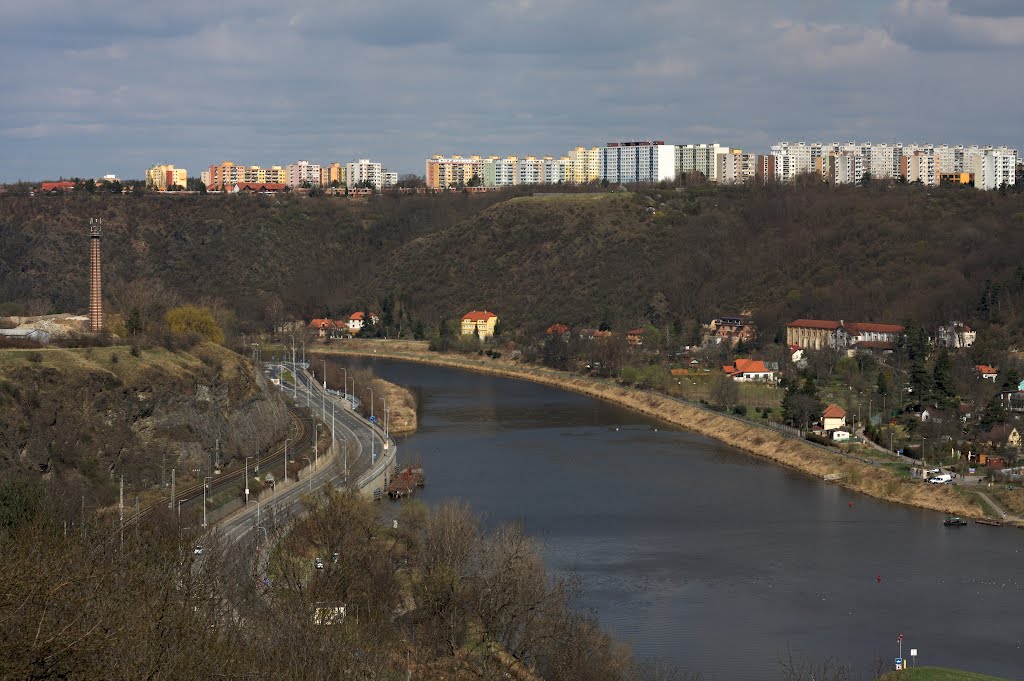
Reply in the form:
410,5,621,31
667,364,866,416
348,358,1023,680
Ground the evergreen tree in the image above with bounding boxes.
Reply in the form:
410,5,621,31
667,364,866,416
980,397,1005,430
932,348,955,405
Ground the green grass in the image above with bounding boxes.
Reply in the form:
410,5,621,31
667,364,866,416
877,666,1012,681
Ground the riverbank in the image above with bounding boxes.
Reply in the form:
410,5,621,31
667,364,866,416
314,339,1019,526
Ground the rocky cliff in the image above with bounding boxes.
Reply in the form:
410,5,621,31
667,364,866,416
0,343,289,503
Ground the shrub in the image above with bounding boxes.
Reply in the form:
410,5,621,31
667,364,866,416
164,305,225,345
27,352,42,363
733,405,748,416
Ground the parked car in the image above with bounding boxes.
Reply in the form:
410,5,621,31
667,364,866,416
928,474,953,484
193,546,204,555
314,558,324,569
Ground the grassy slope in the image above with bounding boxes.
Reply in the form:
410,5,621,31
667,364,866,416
877,667,1011,681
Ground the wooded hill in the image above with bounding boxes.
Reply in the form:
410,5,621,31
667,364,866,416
2,183,1024,341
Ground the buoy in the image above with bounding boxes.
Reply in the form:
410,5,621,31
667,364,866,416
849,502,853,508
876,574,882,583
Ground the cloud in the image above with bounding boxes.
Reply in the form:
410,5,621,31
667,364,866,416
0,0,1021,182
886,0,1024,50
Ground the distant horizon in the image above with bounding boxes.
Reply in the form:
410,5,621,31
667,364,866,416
3,138,1021,184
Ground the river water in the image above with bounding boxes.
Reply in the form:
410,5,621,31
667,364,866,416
350,358,1023,680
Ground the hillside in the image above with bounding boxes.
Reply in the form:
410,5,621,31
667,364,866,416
2,185,1024,338
0,343,289,506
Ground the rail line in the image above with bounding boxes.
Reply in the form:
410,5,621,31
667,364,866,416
127,405,313,526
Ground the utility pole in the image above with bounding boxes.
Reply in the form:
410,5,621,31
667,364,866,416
285,438,290,484
119,475,124,546
368,387,375,465
215,437,220,472
170,468,176,510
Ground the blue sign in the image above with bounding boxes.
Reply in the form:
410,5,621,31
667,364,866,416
370,415,376,422
895,658,903,670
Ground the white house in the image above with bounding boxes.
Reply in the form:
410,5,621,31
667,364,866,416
821,404,847,431
346,311,378,333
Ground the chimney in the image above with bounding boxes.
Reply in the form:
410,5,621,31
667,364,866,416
89,218,103,332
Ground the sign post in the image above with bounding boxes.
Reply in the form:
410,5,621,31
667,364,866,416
910,649,917,668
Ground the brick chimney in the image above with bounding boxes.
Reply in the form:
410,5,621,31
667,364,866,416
89,218,103,332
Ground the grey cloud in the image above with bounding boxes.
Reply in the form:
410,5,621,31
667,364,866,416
1,0,1022,182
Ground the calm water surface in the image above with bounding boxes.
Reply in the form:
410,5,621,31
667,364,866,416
353,359,1023,680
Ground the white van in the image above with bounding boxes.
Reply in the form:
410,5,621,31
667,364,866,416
928,473,953,484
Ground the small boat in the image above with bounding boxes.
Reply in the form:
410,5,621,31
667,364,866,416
943,516,968,527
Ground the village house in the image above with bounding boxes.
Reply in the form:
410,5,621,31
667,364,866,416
461,310,498,339
626,329,644,347
975,364,998,382
936,322,976,349
705,315,756,345
347,311,379,333
722,358,776,382
821,404,847,431
546,323,570,336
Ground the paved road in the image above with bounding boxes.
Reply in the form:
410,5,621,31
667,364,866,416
216,362,391,548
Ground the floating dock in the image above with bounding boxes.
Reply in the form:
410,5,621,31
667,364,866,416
387,466,425,499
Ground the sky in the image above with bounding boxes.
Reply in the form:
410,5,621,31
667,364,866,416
1,0,1022,182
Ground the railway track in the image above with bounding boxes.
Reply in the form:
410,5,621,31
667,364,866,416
126,405,314,526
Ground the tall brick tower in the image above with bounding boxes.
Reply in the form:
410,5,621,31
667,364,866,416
88,218,103,332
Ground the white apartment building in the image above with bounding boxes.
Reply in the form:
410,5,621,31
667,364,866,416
599,141,676,184
200,171,211,187
347,159,383,190
382,170,398,188
516,156,543,185
868,144,903,179
541,156,570,184
286,160,321,188
971,147,1017,190
677,143,730,181
770,142,825,182
828,152,864,185
482,156,517,187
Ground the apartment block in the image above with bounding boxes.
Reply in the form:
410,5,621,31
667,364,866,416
382,170,398,188
285,160,321,188
828,152,864,185
347,159,383,190
426,155,484,189
567,146,601,184
207,162,246,190
145,164,187,190
517,156,543,185
715,150,757,184
901,151,940,186
969,147,1017,190
677,143,730,181
481,156,517,187
599,141,676,184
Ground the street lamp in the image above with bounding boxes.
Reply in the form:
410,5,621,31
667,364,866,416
314,424,320,469
368,387,375,464
348,376,355,409
378,397,390,450
284,438,290,486
203,476,213,528
244,456,253,505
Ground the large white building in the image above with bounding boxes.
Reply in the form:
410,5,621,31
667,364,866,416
828,152,864,185
599,141,676,184
285,160,321,188
969,147,1017,190
347,159,383,190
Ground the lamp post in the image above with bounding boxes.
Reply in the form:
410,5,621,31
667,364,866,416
340,367,347,402
284,438,290,486
244,456,253,505
342,438,348,481
203,476,213,528
368,387,375,464
301,340,305,367
348,377,355,409
314,424,320,469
